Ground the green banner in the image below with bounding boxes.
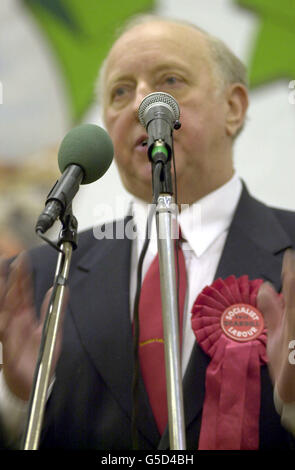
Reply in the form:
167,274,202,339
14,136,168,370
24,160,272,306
23,0,155,121
235,0,295,87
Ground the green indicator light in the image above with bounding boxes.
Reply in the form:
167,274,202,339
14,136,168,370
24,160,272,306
152,144,168,158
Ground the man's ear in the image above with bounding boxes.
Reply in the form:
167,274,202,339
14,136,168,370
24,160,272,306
225,83,248,137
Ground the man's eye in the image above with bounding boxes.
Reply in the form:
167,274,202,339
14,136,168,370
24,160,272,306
112,85,130,101
159,75,185,89
114,87,126,97
165,76,179,85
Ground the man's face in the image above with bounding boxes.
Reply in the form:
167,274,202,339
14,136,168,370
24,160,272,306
103,21,234,203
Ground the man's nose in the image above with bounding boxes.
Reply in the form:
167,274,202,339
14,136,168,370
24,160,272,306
133,82,153,119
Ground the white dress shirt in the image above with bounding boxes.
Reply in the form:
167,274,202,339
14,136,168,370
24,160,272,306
1,173,294,445
130,173,242,374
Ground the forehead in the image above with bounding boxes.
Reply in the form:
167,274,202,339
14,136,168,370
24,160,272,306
105,21,211,80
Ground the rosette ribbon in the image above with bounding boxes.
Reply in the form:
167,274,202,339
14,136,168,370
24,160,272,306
191,275,268,450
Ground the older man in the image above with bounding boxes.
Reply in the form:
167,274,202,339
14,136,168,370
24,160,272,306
0,15,295,450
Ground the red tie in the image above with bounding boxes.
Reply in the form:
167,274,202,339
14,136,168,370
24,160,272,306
138,240,187,434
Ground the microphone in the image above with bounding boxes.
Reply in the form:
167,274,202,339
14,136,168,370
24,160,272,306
35,124,114,234
138,92,180,163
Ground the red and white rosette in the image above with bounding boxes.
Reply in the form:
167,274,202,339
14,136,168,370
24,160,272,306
191,275,268,450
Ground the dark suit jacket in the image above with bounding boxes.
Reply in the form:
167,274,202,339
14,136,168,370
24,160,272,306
7,187,295,449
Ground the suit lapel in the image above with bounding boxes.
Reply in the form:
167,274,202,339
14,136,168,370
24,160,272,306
67,219,159,447
213,185,292,289
159,186,293,449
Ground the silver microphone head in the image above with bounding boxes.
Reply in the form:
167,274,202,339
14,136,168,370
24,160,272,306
138,92,180,128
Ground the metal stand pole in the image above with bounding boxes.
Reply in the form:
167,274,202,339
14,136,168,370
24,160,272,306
22,210,77,450
156,193,186,450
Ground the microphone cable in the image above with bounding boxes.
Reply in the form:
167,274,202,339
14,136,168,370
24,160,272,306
131,161,162,449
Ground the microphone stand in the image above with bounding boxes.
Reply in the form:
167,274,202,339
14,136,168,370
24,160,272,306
21,206,78,450
152,143,186,450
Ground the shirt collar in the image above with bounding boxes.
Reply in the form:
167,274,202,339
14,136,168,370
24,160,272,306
179,173,242,257
130,173,242,259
